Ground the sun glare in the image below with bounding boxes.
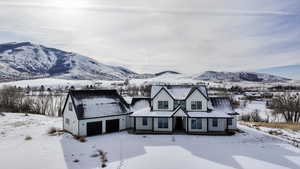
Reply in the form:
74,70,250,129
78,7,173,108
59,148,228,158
51,0,89,9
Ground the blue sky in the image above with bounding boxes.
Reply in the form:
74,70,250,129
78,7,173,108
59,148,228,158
0,0,299,74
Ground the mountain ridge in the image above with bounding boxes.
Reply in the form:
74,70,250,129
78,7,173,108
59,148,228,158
254,64,300,80
193,71,290,82
0,42,136,82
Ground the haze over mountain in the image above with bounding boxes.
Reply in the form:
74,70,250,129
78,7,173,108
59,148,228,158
194,71,290,83
254,65,300,80
0,42,292,83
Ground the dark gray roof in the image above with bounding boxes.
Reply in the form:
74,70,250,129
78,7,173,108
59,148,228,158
68,90,130,120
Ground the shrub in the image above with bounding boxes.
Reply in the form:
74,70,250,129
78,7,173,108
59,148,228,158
25,136,32,140
240,114,251,122
47,127,58,135
97,149,108,168
73,135,86,143
268,130,283,136
250,109,262,122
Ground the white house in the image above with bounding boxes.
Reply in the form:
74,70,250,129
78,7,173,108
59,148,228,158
63,85,238,136
130,85,238,134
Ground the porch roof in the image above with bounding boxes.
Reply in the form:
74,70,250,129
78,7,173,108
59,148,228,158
188,108,233,118
130,108,173,117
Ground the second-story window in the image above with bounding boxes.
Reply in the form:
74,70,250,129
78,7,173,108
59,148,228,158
158,101,169,109
69,103,73,111
191,101,202,110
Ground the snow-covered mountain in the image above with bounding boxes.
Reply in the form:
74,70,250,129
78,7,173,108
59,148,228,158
254,65,300,80
194,71,290,82
0,42,136,81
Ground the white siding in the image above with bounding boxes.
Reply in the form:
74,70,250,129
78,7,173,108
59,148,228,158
186,90,208,112
188,118,207,132
135,117,153,130
208,118,227,131
63,96,79,135
152,89,174,111
78,115,127,136
173,109,187,117
153,118,173,132
126,115,133,129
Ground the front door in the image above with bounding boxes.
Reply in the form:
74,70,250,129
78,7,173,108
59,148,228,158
175,117,183,131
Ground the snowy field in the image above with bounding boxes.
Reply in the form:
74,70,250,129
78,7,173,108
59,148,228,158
1,75,298,89
1,113,300,169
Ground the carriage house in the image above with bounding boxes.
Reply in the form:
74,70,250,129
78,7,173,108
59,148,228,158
63,85,238,136
62,90,131,136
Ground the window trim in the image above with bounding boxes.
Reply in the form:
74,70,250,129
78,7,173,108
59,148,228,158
227,118,233,126
158,118,168,128
158,101,169,110
191,119,202,129
65,118,70,125
212,119,218,127
142,117,148,126
68,102,73,111
191,101,202,110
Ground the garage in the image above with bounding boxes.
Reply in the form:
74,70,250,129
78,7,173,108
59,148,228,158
87,121,102,136
106,119,120,133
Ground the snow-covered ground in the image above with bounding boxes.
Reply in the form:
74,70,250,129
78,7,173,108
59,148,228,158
2,74,297,90
1,113,300,169
240,123,300,147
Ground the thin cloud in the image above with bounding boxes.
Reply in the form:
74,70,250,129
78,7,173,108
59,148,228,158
0,0,299,73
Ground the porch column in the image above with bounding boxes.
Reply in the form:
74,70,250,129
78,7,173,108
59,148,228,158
134,117,136,132
152,117,154,132
206,118,209,133
186,117,189,133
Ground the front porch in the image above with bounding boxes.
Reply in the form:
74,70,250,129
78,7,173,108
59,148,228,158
131,116,235,135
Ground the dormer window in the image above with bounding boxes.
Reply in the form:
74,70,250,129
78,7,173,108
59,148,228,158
69,103,73,111
191,101,202,110
158,101,169,110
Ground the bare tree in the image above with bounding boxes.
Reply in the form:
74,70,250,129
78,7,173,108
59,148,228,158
269,92,300,123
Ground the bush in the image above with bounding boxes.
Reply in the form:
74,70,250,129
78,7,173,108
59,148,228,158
240,114,251,122
268,130,283,136
250,109,262,122
47,127,58,135
25,136,32,140
73,135,86,143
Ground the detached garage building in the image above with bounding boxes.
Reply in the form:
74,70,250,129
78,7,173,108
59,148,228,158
63,90,132,136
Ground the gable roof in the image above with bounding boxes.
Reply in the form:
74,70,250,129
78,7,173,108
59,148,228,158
68,90,130,120
171,106,189,117
151,85,208,100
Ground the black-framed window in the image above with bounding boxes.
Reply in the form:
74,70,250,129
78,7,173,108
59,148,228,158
191,101,202,110
191,119,202,129
158,118,168,128
69,103,73,111
65,118,70,125
212,119,218,127
142,117,148,126
227,119,233,126
158,101,169,109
